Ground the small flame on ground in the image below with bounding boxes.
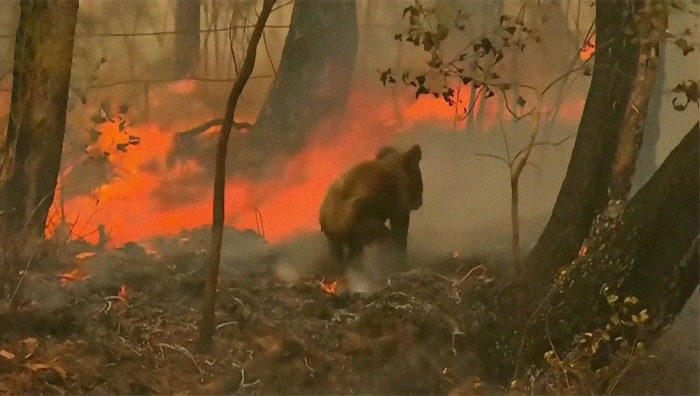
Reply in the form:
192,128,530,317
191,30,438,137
320,280,339,295
60,268,90,286
118,285,129,301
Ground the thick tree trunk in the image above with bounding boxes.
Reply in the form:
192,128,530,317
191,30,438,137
174,0,201,77
0,0,79,239
233,0,358,176
523,0,641,291
509,122,699,381
167,0,359,179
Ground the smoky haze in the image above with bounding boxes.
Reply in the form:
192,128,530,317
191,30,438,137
0,1,697,392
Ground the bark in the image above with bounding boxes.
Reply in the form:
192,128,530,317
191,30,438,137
523,0,641,292
199,0,275,351
606,0,666,202
0,0,79,239
633,43,665,189
174,0,201,77
233,0,358,176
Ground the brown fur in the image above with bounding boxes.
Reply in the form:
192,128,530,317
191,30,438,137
319,144,423,263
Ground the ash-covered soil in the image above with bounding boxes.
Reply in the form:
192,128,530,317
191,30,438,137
0,236,501,395
0,232,697,395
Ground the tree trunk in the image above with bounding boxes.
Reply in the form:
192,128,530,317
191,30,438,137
523,0,641,291
0,0,79,239
606,0,666,202
174,0,201,77
199,0,275,351
234,0,359,176
506,122,699,381
633,43,665,190
167,0,359,179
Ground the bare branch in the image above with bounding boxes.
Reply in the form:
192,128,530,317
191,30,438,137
475,153,510,167
511,133,576,165
89,74,275,89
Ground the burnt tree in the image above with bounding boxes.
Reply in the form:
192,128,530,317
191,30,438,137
0,0,80,239
500,122,699,381
248,0,358,158
523,0,641,292
167,0,359,178
174,0,201,77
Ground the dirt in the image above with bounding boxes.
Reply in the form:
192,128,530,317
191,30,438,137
0,241,499,395
0,238,696,395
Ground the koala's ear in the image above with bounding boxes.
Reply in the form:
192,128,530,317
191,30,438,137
376,146,397,160
405,144,422,164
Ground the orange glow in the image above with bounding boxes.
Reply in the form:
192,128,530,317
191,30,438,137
60,267,90,286
118,285,129,301
580,34,595,61
47,81,584,248
320,280,339,295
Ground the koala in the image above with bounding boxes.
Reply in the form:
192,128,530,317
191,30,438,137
319,144,423,263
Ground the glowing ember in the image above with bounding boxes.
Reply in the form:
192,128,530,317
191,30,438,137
60,268,90,286
320,280,339,295
75,252,95,260
580,34,595,61
118,285,129,301
578,244,588,257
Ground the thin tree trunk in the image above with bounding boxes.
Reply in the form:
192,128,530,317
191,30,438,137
523,0,641,292
0,0,79,240
174,0,201,77
199,0,275,351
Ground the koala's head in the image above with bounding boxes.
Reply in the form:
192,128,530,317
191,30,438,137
402,144,423,210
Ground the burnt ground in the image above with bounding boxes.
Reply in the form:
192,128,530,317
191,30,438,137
0,236,697,395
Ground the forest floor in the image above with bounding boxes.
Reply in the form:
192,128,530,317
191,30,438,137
0,232,697,395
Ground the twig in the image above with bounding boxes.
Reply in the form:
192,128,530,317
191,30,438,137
511,133,576,165
304,357,315,377
606,334,640,395
452,265,487,287
215,321,238,330
545,314,571,389
475,153,509,166
8,252,37,306
157,343,203,376
89,74,274,89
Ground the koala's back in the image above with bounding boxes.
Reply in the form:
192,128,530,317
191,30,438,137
319,160,396,239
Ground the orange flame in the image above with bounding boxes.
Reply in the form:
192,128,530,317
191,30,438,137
118,285,129,301
44,81,584,248
60,267,90,286
320,280,339,295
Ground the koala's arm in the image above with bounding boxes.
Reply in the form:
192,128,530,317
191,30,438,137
389,212,410,253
